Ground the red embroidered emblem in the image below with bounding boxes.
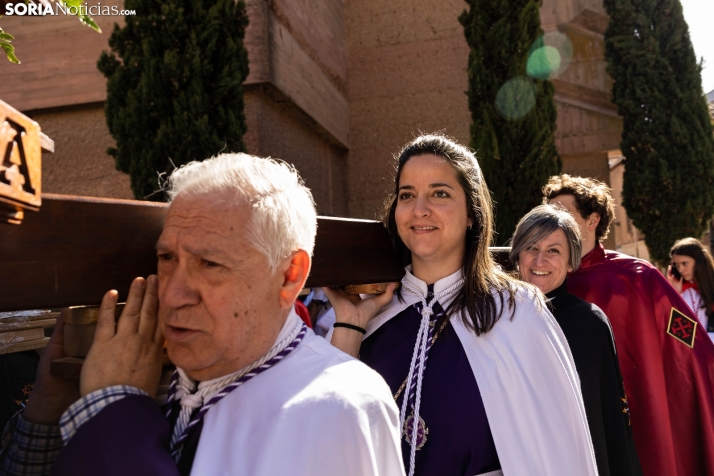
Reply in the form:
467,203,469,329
667,307,697,348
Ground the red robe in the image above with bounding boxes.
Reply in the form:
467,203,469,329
569,244,714,476
294,300,312,328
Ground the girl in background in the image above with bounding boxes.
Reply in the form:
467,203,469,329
668,237,714,341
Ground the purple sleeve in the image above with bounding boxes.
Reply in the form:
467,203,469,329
50,395,178,476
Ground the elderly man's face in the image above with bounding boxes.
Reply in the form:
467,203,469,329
156,193,287,381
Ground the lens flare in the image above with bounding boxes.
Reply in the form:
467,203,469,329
527,31,573,80
495,77,536,120
527,46,561,80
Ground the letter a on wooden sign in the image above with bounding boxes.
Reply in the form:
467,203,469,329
0,99,42,224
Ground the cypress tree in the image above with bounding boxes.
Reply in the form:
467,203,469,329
97,0,249,199
460,0,561,244
604,0,714,264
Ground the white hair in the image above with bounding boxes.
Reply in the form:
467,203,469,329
166,153,317,273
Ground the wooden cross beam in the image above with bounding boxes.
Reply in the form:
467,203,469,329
0,193,511,377
0,194,511,312
0,194,407,312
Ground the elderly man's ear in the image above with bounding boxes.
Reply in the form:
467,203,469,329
278,250,311,309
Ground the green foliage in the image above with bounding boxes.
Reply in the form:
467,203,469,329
460,0,561,245
2,2,100,64
58,0,102,32
0,25,19,64
98,0,249,199
604,0,714,264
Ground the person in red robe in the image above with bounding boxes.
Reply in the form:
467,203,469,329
544,174,714,476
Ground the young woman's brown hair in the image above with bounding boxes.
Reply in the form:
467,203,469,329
380,134,517,335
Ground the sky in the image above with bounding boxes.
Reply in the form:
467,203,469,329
680,0,714,95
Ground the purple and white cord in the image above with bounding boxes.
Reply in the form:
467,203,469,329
400,278,464,476
165,320,307,461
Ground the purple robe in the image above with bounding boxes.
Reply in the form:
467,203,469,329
50,395,186,476
359,287,500,476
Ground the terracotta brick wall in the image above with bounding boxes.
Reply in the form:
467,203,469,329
344,0,471,219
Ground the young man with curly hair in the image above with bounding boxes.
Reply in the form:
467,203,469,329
544,174,714,476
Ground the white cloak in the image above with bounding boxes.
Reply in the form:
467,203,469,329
332,268,599,476
191,310,405,476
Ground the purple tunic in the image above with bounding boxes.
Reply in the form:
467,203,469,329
51,395,181,476
50,395,207,476
360,287,500,476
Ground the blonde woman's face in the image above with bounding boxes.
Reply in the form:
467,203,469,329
518,228,571,294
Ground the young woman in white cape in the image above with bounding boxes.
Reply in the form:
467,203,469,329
326,134,598,476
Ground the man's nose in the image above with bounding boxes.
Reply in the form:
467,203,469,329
159,265,200,309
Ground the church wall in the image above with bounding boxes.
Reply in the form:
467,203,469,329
555,102,622,156
0,0,123,111
0,0,350,213
344,0,471,219
244,0,349,215
1,0,634,233
25,104,133,199
243,85,348,217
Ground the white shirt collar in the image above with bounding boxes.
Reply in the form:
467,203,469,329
402,265,465,297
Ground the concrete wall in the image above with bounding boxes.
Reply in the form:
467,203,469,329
344,0,471,219
243,85,347,216
609,160,650,259
540,0,622,181
2,0,634,233
0,0,350,213
0,0,123,111
26,104,133,199
242,0,349,216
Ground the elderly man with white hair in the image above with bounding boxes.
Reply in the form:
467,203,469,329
0,153,404,476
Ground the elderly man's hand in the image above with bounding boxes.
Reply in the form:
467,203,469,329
80,276,164,398
22,312,81,425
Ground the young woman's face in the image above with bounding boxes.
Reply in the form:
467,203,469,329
672,254,696,282
518,228,571,295
395,154,471,273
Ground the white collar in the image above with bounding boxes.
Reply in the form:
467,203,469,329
363,267,465,339
402,265,465,298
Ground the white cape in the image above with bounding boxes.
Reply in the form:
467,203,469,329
338,268,599,476
191,310,405,476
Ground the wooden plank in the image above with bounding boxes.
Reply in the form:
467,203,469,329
0,194,402,311
0,194,167,312
0,327,45,343
0,337,49,355
0,310,58,326
307,217,403,287
49,357,84,380
0,318,57,331
40,133,55,154
1,194,511,312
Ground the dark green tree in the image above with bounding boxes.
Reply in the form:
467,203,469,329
98,0,249,199
460,0,561,244
604,0,714,264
